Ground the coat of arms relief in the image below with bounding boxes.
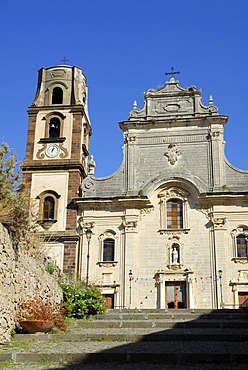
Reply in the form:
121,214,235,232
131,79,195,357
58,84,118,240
164,144,181,165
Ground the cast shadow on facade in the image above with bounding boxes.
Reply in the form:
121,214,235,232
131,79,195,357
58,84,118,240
50,309,248,369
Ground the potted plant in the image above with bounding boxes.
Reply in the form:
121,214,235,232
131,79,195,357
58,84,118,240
18,295,66,333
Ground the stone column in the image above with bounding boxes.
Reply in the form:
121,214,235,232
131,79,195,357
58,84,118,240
122,215,139,308
210,213,227,308
124,134,136,194
208,120,226,191
158,276,166,309
187,277,194,309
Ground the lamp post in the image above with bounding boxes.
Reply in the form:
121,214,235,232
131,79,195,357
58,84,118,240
85,228,92,287
129,270,133,308
218,269,224,309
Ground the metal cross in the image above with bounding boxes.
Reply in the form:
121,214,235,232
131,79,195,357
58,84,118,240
61,57,69,64
165,67,180,78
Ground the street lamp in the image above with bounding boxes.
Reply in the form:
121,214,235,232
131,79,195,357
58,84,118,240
218,269,224,309
85,228,92,287
129,270,133,308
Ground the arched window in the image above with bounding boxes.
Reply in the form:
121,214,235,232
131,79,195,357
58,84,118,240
49,118,60,138
52,87,63,104
166,199,183,229
43,196,55,220
37,191,60,229
103,239,115,261
236,235,248,258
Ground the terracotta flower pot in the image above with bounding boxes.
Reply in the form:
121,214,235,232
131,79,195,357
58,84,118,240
19,320,54,334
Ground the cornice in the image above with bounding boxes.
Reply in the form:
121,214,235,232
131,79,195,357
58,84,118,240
198,192,248,205
119,115,228,132
22,161,86,175
73,196,153,210
28,104,85,112
42,232,80,243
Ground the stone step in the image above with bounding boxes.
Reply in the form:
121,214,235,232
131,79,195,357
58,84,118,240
98,314,247,321
1,309,248,367
70,319,248,329
104,308,244,314
98,309,247,321
12,327,248,342
1,340,248,365
105,308,229,313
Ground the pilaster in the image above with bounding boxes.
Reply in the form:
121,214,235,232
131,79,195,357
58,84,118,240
122,214,139,308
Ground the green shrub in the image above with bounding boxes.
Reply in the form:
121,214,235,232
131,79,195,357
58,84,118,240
45,262,56,275
58,280,106,318
0,142,33,244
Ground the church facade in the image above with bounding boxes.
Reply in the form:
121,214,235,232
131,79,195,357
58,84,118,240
23,65,248,310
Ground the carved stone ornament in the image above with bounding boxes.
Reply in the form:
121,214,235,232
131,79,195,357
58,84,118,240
164,144,181,165
159,229,190,236
158,187,189,201
164,103,180,112
99,231,116,239
36,144,46,159
211,131,221,140
78,218,94,231
238,270,248,281
97,261,118,268
232,258,248,265
196,206,210,219
140,207,154,217
58,144,68,158
230,227,247,237
50,69,66,78
126,135,136,144
122,220,138,232
211,217,227,229
36,143,68,159
81,178,95,193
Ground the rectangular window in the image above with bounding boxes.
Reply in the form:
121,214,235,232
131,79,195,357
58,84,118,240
236,235,248,258
103,239,115,261
167,199,183,229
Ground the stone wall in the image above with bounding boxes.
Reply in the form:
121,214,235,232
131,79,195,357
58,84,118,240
0,223,63,343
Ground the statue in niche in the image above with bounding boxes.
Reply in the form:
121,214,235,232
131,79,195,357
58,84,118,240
172,246,179,265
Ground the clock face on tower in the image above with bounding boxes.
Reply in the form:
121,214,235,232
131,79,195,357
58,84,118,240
46,144,59,158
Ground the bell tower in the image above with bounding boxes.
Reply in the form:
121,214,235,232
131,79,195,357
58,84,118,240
22,65,91,277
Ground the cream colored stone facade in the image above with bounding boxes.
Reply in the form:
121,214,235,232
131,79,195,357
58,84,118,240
24,66,248,309
77,77,248,310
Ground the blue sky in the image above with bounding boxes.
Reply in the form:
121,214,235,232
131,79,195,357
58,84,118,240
1,0,248,177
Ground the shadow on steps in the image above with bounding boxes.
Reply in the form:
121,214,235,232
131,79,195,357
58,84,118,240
7,309,248,369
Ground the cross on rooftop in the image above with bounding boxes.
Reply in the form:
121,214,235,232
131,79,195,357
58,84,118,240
61,57,69,64
165,67,180,78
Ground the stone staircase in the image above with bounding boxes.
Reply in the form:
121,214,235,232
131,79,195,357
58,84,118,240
1,309,248,369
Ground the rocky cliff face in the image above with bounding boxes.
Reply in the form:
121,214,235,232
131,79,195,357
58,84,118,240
0,223,62,343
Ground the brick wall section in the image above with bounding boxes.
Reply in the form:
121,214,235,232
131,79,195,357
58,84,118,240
71,108,83,160
24,109,38,161
66,170,81,230
63,242,77,277
22,172,32,198
66,108,85,230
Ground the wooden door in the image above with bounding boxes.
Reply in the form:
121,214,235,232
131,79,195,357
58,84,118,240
104,294,114,309
165,281,186,309
238,292,248,306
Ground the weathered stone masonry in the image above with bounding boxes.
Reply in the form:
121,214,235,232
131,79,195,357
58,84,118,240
0,224,62,343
